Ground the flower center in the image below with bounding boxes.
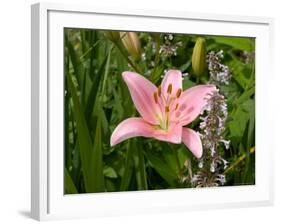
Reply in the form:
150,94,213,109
153,83,182,131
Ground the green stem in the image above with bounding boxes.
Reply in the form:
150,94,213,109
120,110,140,191
79,40,102,60
135,144,148,190
100,45,113,97
115,42,142,74
120,141,134,191
224,147,255,174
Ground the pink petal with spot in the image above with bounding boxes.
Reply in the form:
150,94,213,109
179,85,216,125
182,128,203,158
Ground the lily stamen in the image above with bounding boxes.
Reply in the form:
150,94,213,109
176,88,182,98
153,92,158,104
157,86,161,97
167,83,173,94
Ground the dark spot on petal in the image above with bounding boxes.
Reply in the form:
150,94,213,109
179,104,187,111
187,106,194,113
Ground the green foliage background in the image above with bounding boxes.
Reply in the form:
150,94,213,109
64,29,255,194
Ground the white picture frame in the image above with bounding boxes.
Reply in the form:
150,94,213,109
31,2,274,221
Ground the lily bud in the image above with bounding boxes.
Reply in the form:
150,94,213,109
104,31,120,43
192,37,207,76
120,32,141,60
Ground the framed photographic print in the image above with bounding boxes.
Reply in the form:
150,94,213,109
31,2,274,221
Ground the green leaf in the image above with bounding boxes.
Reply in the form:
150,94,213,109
133,140,148,190
182,78,195,90
145,150,178,186
179,60,191,72
104,166,118,179
229,108,249,141
235,86,255,105
213,36,254,51
64,168,78,194
100,45,113,96
84,54,108,121
151,64,165,84
161,144,178,173
241,99,255,148
66,35,84,88
229,59,254,90
120,141,134,191
90,117,105,192
66,72,94,192
177,147,191,167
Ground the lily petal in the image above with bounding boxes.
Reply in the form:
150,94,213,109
179,85,216,125
110,118,154,146
110,118,182,146
122,72,159,124
182,128,203,158
161,70,182,97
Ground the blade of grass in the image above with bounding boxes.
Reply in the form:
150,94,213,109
64,45,71,170
90,117,105,192
64,168,78,194
101,45,113,96
214,36,254,51
89,30,97,82
144,150,178,187
224,147,255,174
80,30,87,54
134,140,148,190
80,40,102,60
84,53,108,121
66,34,84,88
66,72,94,192
120,140,134,191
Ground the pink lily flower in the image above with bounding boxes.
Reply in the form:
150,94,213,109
110,70,216,158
